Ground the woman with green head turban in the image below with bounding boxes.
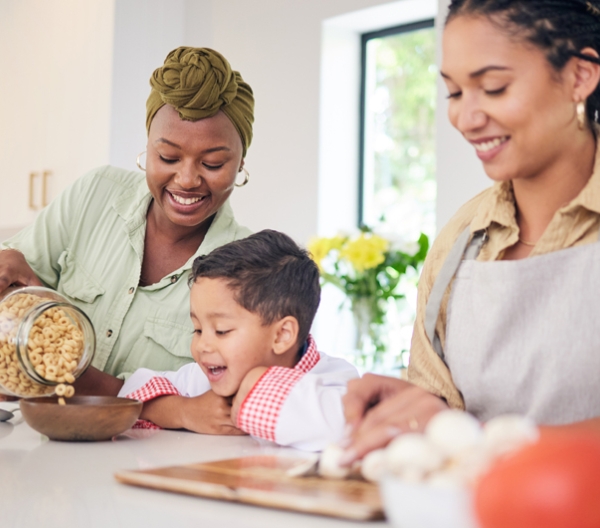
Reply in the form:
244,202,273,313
0,47,254,434
146,46,254,156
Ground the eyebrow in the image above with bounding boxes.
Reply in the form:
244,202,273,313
155,138,181,149
201,146,231,154
207,312,234,319
190,311,234,319
154,138,231,154
440,65,512,80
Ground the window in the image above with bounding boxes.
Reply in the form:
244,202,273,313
359,20,437,241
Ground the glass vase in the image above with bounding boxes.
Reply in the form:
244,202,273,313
350,297,385,372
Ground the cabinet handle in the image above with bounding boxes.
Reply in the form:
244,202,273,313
42,170,51,207
29,172,38,210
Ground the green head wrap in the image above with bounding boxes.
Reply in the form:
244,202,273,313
146,47,254,157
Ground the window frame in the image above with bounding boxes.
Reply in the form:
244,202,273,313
357,18,435,228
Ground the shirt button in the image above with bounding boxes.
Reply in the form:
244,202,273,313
128,287,135,294
106,329,113,338
170,275,178,284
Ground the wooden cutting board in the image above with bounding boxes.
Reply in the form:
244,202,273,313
115,455,384,521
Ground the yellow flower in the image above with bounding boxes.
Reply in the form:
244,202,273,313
308,237,334,270
340,234,389,272
329,235,346,251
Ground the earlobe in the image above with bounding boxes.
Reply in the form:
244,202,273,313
272,316,300,355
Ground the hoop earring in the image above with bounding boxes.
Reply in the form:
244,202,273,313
577,101,586,130
235,167,249,187
136,151,146,171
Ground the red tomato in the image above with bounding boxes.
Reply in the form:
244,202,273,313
474,431,600,528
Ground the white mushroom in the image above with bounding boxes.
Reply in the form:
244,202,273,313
318,444,352,479
285,455,319,478
449,445,491,485
360,448,387,482
425,410,483,458
385,433,446,478
483,414,539,456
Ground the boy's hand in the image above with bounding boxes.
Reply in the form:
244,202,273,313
140,391,247,435
231,366,269,426
180,391,247,435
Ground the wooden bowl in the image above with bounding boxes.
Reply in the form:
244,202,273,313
20,396,143,441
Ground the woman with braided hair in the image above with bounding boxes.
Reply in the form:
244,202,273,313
0,47,254,434
341,0,600,463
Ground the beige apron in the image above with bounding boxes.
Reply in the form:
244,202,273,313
424,227,600,424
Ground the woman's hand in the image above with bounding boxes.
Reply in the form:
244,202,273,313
0,249,43,295
72,366,124,396
341,373,449,464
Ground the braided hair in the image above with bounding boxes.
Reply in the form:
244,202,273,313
446,0,600,125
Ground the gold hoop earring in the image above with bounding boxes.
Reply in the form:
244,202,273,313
577,101,586,130
235,167,249,187
136,151,146,171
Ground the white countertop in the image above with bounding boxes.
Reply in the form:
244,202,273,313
0,404,387,528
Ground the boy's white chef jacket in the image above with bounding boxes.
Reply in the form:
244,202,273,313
119,336,359,452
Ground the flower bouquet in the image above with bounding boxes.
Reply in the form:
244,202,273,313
309,227,428,370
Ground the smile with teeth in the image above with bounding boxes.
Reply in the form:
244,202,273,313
208,366,226,375
169,192,204,205
473,136,509,152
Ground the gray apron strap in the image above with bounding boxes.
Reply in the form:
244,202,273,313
424,227,487,363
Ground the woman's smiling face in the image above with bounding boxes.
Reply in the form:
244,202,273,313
145,105,244,231
441,15,577,183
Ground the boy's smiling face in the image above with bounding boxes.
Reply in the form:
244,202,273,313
190,277,280,397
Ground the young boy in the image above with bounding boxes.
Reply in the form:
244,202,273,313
119,230,359,451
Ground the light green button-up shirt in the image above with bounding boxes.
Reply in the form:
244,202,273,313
2,166,251,379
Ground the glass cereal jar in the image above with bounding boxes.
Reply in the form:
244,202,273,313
0,286,95,398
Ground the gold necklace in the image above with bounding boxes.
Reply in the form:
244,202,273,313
518,237,537,247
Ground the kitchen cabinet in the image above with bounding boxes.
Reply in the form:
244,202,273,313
0,0,114,232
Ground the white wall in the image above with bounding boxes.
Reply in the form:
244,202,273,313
109,0,189,171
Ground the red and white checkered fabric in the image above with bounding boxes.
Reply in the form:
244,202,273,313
125,376,181,429
132,419,162,430
236,335,319,441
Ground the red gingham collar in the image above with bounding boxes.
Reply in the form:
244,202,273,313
294,334,319,373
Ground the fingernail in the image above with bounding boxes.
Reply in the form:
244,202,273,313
338,424,354,448
338,436,351,448
386,426,402,439
339,448,357,467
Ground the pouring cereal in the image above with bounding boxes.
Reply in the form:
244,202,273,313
0,287,95,398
